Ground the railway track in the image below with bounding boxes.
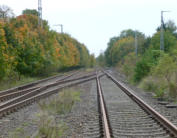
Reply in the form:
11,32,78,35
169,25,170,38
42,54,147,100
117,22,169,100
93,70,177,138
0,70,80,98
0,70,99,118
1,69,177,138
0,71,95,102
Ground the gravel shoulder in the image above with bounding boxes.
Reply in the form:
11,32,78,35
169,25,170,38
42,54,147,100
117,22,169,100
0,78,97,138
109,69,177,127
1,69,176,138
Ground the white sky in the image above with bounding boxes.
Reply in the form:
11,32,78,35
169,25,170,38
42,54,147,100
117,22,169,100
1,0,177,56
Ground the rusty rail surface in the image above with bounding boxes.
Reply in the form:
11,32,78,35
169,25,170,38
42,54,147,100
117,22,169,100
104,70,177,137
96,72,112,138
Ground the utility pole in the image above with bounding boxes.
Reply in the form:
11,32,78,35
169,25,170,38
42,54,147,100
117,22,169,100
135,31,138,56
54,24,63,33
38,0,42,27
160,11,170,51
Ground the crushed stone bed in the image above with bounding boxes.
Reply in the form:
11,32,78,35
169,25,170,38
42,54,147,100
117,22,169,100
110,69,177,127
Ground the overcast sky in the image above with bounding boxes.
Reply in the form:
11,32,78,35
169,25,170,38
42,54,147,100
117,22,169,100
1,0,177,56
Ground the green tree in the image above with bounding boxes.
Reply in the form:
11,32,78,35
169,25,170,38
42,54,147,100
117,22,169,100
105,29,146,66
0,24,7,79
105,36,120,66
156,20,177,34
22,9,38,16
134,58,151,82
121,52,137,80
151,31,177,52
97,52,105,67
111,36,135,66
89,54,96,67
133,50,162,82
0,22,15,79
153,54,176,83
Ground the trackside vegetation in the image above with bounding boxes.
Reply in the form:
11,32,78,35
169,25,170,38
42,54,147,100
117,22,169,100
98,20,177,99
8,89,81,137
35,89,81,138
0,7,96,85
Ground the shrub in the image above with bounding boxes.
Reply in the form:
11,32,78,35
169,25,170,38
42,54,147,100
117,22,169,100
139,76,158,92
133,58,151,82
139,76,167,98
169,82,177,99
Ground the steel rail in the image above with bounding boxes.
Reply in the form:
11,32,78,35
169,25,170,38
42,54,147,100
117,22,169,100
0,73,97,110
0,72,96,102
96,73,112,138
0,73,105,118
56,72,96,83
0,70,80,97
104,71,177,137
0,86,40,102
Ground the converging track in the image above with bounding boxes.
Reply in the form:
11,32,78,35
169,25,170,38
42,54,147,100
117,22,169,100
0,70,98,118
0,69,177,138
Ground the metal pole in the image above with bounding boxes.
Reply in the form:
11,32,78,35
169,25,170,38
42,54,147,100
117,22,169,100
38,0,42,27
135,31,138,56
160,11,170,51
60,24,63,33
160,11,164,51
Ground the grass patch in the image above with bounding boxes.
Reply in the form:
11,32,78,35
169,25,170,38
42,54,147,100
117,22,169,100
8,122,30,138
7,89,81,138
0,71,63,91
139,76,158,92
85,68,94,72
0,76,39,91
8,127,28,138
35,112,68,138
35,89,81,138
38,89,80,115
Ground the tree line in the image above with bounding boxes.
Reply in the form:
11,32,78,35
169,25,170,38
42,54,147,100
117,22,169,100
0,7,95,81
98,20,177,99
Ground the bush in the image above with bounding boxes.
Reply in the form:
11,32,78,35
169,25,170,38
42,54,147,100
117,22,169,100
139,76,167,98
119,52,137,81
155,87,166,98
139,76,158,92
133,58,151,82
169,82,177,99
152,54,177,99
